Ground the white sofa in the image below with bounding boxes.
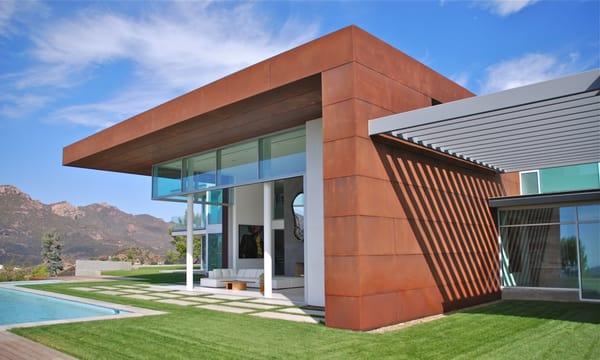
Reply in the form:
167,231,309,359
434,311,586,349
200,268,263,288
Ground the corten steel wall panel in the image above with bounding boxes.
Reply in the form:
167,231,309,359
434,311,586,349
500,172,520,196
322,27,506,331
352,28,473,103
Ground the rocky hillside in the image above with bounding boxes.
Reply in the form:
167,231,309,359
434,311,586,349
0,185,172,266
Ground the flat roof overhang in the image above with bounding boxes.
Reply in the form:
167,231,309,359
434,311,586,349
369,69,600,173
489,189,600,208
65,75,322,175
62,26,357,175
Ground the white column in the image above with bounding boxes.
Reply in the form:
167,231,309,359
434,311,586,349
305,118,325,306
231,189,238,271
186,195,194,291
263,181,273,298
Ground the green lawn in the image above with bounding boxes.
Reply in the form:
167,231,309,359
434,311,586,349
102,265,203,284
11,280,600,360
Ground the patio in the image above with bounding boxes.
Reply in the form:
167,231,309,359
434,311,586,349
67,282,323,324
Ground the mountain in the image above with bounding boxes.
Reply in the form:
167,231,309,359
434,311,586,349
0,185,172,266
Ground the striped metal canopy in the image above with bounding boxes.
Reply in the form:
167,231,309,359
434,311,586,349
369,70,600,172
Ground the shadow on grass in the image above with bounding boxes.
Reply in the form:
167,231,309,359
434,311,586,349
460,300,600,324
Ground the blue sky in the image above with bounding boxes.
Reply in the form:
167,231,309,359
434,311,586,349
0,0,598,221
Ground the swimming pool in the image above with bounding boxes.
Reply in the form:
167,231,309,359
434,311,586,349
0,287,122,326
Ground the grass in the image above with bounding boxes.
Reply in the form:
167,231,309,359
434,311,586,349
10,279,600,360
102,265,203,284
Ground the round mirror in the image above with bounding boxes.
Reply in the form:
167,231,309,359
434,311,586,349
292,193,304,241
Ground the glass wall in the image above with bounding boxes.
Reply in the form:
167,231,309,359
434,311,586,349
500,207,579,288
520,162,600,195
184,151,216,191
218,141,259,186
206,191,223,225
169,202,208,232
260,128,306,179
152,127,306,199
207,234,223,270
577,205,600,300
500,203,600,300
153,160,183,198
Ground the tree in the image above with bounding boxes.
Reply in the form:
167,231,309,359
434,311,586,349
165,250,181,264
168,228,202,264
41,230,64,277
126,248,136,264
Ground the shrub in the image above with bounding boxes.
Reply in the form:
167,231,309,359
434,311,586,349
0,266,28,282
30,264,49,280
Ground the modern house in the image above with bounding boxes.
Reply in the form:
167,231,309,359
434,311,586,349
63,26,600,331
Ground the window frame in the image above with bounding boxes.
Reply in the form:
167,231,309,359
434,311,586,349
519,169,540,195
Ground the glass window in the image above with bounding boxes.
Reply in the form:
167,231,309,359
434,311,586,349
274,181,285,219
577,204,600,223
501,224,579,288
218,141,258,186
184,152,216,192
578,223,600,300
152,160,182,198
260,128,305,179
499,207,576,226
520,171,539,195
540,162,600,194
194,204,205,230
152,127,306,197
292,192,304,242
207,234,223,271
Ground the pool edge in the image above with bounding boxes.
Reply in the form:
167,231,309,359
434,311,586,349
0,283,165,331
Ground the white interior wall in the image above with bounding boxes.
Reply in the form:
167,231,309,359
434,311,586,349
232,183,265,270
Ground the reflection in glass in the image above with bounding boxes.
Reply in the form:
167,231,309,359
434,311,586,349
579,223,600,300
520,171,539,195
153,160,182,198
274,181,285,220
218,141,258,186
578,204,600,223
501,224,578,288
499,207,576,226
207,233,223,271
184,152,216,191
292,193,304,241
260,128,306,179
152,127,306,198
169,204,205,232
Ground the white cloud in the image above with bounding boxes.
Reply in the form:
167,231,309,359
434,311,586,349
6,2,319,127
48,88,172,129
25,3,318,91
477,0,539,17
0,0,16,36
480,52,579,93
0,93,51,118
450,72,470,88
0,0,48,37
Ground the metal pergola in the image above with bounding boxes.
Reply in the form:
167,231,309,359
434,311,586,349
368,69,600,172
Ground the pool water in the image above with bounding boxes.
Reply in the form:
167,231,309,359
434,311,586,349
0,287,121,326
